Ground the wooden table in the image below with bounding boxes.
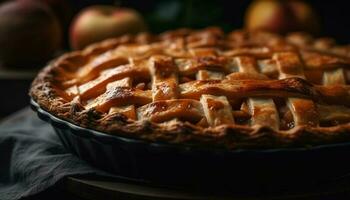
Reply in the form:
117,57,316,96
64,176,350,200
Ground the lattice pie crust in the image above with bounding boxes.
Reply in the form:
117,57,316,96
30,27,350,149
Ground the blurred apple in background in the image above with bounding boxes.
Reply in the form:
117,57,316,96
70,5,147,50
245,0,320,34
0,0,62,68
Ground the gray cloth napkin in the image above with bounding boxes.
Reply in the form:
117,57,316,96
0,108,110,200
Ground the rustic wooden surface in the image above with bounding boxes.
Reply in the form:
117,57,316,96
64,176,350,200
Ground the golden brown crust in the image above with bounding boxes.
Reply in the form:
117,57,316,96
30,27,350,149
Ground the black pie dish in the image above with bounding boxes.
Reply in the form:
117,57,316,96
30,98,350,193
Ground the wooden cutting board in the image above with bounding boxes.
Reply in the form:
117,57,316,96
64,177,350,200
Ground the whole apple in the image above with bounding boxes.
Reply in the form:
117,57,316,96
245,0,320,34
70,6,147,50
0,0,62,67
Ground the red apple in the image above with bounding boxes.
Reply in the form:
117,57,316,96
245,0,320,34
0,0,62,67
70,5,147,50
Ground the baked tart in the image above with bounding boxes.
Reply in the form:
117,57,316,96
30,27,350,149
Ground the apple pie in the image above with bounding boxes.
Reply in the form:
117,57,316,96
30,27,350,149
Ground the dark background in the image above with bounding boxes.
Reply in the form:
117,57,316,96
1,0,350,119
75,0,350,43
